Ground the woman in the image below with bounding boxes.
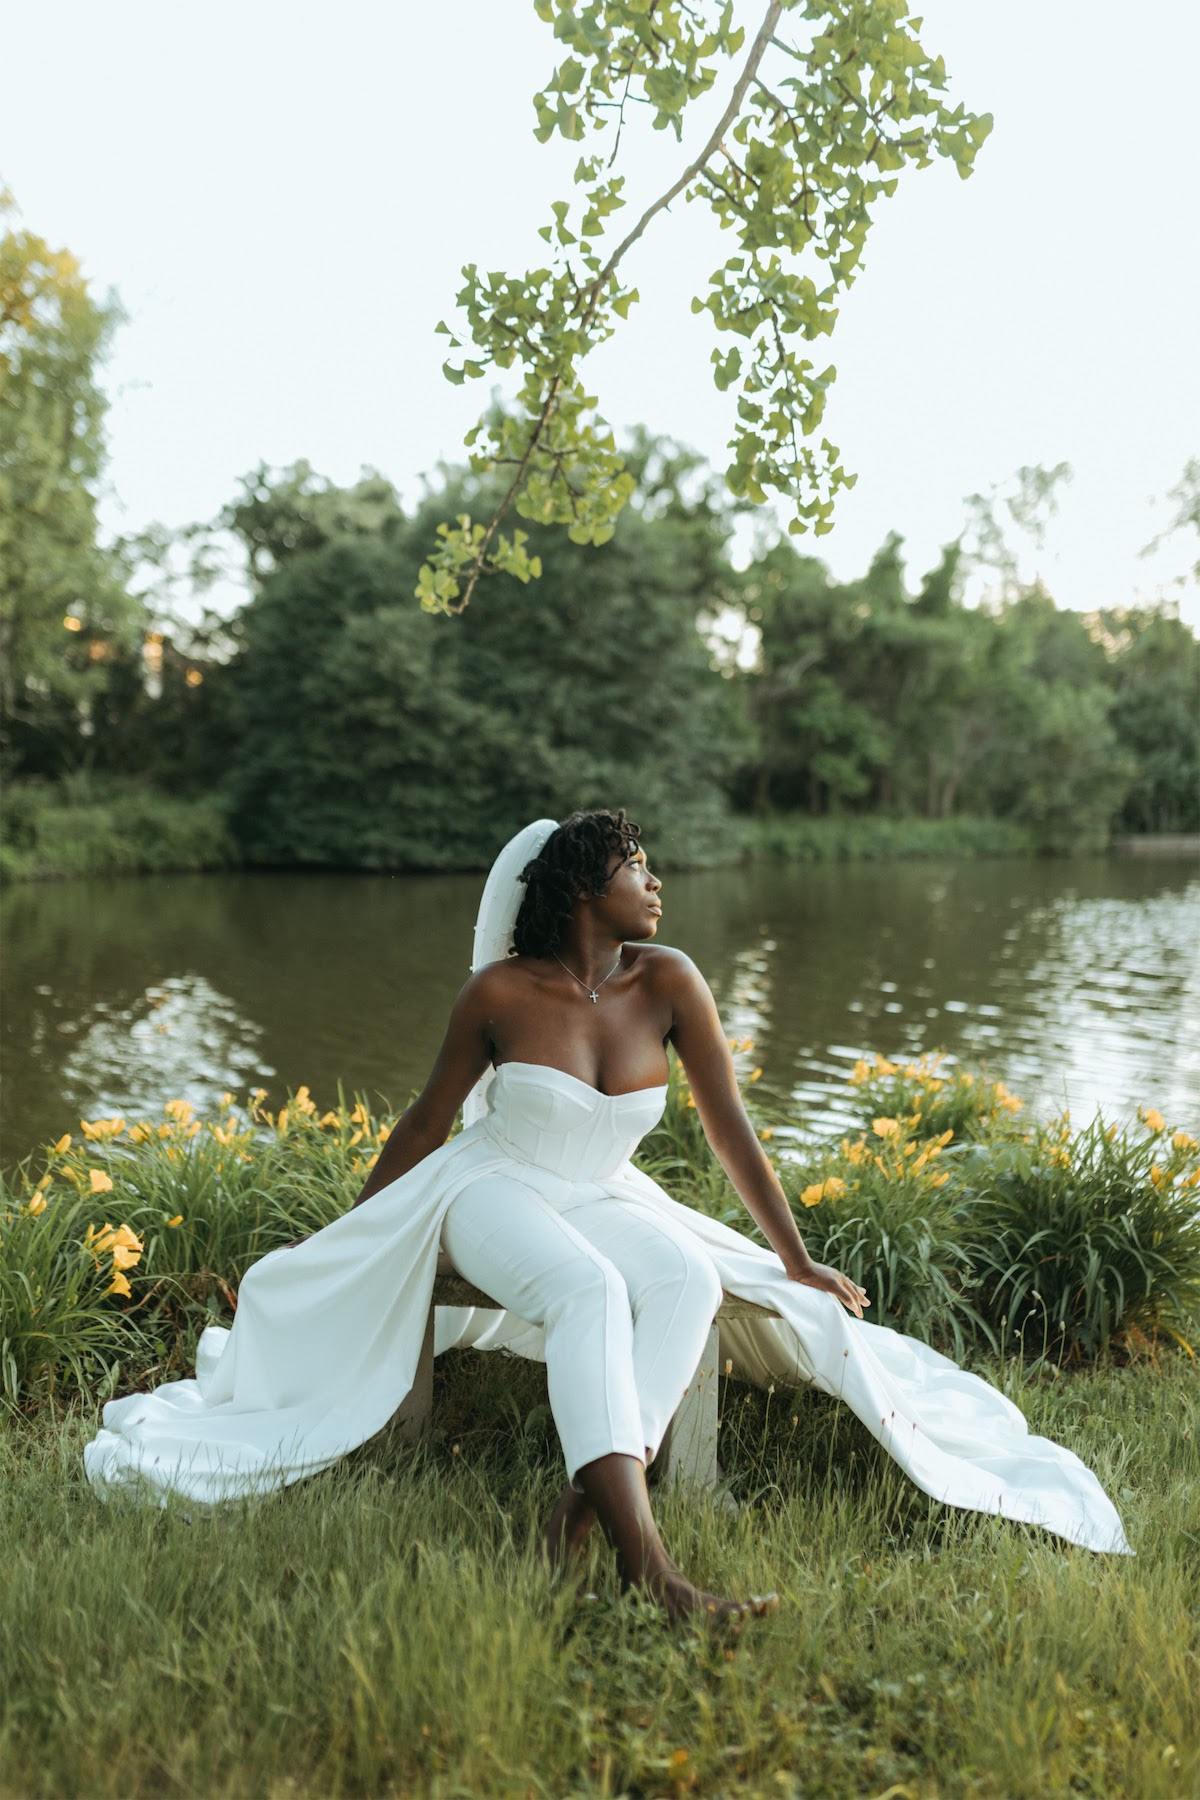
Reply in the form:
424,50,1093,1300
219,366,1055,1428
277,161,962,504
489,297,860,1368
85,810,1131,1623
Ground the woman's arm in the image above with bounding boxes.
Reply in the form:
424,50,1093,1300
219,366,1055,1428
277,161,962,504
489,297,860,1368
346,968,498,1209
663,950,869,1319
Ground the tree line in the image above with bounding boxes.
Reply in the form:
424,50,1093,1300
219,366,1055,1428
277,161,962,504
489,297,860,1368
6,442,1197,868
3,200,1196,869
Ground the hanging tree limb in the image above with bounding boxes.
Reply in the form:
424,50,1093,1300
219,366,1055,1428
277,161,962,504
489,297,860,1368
418,1,992,614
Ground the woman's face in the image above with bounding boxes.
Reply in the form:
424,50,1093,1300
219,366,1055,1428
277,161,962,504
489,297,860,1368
598,840,663,939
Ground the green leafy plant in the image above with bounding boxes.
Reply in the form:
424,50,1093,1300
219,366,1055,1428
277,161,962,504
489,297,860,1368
844,1049,1025,1143
961,1110,1200,1362
422,1,992,610
783,1110,986,1353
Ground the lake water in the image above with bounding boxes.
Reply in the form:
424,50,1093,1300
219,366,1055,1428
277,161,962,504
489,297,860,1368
2,854,1198,1171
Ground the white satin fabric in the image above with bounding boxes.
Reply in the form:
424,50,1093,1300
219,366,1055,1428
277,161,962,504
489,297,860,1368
83,1062,1132,1555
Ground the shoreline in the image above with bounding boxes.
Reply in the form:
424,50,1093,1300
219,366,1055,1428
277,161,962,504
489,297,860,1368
6,797,1197,886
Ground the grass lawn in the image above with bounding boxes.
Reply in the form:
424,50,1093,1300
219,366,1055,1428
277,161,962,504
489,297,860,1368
3,1349,1196,1799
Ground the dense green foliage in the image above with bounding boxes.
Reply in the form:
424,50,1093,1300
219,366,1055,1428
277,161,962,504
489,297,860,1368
4,1057,1197,1412
211,456,747,871
0,201,147,778
733,541,1197,850
5,438,1196,875
0,775,233,882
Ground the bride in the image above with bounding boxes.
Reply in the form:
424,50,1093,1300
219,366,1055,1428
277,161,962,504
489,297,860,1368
84,808,1131,1624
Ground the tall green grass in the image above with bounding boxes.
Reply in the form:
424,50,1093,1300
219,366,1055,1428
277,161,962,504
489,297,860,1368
1,1355,1196,1798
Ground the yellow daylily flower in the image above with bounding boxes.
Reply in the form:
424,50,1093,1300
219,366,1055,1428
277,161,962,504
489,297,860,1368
164,1099,195,1123
53,1133,72,1155
1171,1131,1198,1153
36,1172,53,1191
872,1117,900,1139
747,1067,763,1082
1149,1164,1165,1189
294,1086,317,1115
317,1111,340,1130
799,1183,824,1208
157,1123,172,1140
166,1214,183,1227
27,1192,48,1216
1139,1108,1166,1133
106,1270,132,1299
89,1169,114,1194
276,1108,289,1133
850,1059,872,1085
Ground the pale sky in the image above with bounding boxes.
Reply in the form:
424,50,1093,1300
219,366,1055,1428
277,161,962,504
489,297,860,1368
5,0,1198,625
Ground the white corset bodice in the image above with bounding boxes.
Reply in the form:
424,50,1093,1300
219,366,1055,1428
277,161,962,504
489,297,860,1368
481,1061,668,1181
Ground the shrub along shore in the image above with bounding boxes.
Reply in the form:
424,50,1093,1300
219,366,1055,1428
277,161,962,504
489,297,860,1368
3,1055,1199,1797
0,780,1046,884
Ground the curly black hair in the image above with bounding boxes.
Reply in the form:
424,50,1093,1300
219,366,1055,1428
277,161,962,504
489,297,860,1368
511,808,642,959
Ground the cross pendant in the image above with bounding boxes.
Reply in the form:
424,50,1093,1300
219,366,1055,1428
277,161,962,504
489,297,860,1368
588,990,599,1003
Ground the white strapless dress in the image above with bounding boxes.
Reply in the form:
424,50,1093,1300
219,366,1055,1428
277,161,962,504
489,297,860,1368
83,1063,1132,1553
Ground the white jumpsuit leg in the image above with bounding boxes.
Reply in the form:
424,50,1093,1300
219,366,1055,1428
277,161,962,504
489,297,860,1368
440,1174,723,1489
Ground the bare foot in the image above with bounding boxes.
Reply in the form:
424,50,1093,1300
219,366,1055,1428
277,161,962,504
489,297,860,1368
542,1480,596,1576
644,1567,779,1632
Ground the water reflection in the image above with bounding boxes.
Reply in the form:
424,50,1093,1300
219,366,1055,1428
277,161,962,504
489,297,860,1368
60,975,274,1125
1,855,1197,1168
666,857,1200,1142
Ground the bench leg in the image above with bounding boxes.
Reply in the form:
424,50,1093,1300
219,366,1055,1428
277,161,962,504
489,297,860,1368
390,1307,435,1441
655,1321,720,1491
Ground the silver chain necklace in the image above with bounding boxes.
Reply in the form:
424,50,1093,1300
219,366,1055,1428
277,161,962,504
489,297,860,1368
553,949,622,1003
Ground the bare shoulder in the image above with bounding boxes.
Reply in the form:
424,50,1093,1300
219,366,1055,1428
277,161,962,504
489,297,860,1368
624,942,706,999
459,958,534,1008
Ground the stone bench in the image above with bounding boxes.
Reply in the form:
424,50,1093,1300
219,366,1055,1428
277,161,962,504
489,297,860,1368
391,1255,782,1492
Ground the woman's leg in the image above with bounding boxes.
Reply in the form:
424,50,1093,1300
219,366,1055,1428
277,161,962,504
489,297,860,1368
440,1174,648,1482
555,1195,724,1466
440,1176,774,1625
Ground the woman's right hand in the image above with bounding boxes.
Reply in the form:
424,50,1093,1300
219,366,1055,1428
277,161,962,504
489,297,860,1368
785,1258,870,1319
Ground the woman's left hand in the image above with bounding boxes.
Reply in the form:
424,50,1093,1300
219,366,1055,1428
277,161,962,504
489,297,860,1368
784,1257,870,1319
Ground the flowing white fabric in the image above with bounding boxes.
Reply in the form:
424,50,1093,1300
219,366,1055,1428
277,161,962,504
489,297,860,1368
84,1060,1133,1554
